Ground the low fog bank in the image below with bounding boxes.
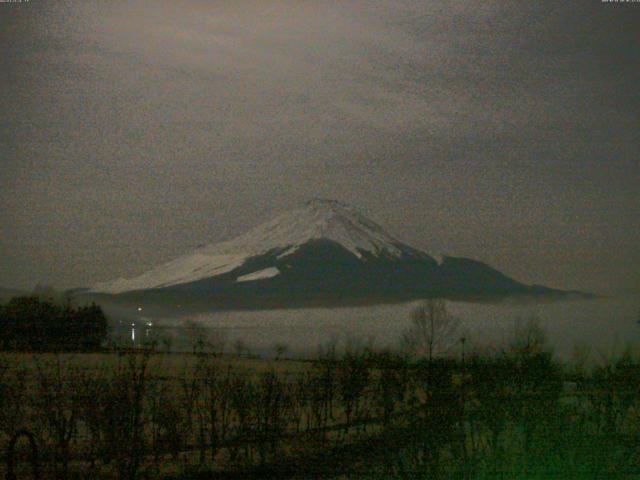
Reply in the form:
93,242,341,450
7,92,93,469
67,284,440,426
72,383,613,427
119,293,640,361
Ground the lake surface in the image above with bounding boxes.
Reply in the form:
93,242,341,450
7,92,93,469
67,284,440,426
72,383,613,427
159,293,640,361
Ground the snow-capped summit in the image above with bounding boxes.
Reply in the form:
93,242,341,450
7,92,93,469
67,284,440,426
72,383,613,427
203,198,412,260
91,199,425,294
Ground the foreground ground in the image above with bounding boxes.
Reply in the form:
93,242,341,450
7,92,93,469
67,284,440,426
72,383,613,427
1,337,639,479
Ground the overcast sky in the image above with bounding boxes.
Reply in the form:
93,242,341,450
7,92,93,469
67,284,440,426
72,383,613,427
1,0,638,293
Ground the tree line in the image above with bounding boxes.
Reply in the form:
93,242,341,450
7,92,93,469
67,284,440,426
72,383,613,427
0,296,108,351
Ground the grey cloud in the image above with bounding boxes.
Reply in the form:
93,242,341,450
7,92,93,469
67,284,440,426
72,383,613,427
1,0,638,292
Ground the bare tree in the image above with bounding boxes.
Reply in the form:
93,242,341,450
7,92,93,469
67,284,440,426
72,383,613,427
0,355,28,448
183,319,226,355
509,316,549,357
33,355,80,480
273,343,288,360
403,299,460,361
337,348,369,436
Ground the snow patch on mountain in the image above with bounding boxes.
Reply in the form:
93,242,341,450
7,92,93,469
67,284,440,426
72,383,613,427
236,267,280,283
92,254,247,294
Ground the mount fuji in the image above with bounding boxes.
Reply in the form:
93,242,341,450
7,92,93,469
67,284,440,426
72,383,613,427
83,199,571,313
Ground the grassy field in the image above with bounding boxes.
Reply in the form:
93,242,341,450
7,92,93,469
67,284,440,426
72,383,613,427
1,332,640,479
